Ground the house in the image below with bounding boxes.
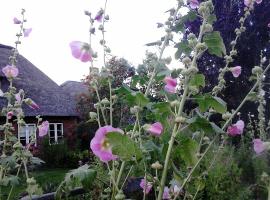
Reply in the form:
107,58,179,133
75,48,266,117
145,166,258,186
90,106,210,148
0,44,80,147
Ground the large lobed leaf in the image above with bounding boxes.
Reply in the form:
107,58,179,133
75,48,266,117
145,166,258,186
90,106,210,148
203,31,226,57
106,132,142,161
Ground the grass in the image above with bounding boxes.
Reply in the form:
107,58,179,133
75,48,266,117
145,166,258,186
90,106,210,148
0,168,70,200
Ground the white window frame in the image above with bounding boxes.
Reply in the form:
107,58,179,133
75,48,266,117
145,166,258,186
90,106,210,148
49,123,64,144
18,123,37,146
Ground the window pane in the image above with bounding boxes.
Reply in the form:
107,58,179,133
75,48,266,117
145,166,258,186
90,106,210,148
28,125,36,137
57,124,62,131
19,126,26,137
49,124,55,131
57,130,63,137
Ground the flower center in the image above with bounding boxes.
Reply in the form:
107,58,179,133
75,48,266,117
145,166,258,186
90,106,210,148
101,138,110,150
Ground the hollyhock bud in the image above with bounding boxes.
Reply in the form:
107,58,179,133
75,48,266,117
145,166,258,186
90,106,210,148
140,178,152,194
230,66,241,77
151,161,163,170
23,28,32,37
244,0,252,7
252,66,263,75
38,121,49,137
15,90,23,103
7,111,13,119
89,112,97,119
101,98,110,105
25,98,39,110
90,126,123,162
69,41,93,62
2,65,19,79
163,186,171,199
173,185,181,195
227,120,244,136
189,0,199,9
253,139,266,155
94,9,104,22
0,89,4,97
164,76,177,94
144,122,163,136
182,57,191,65
13,17,21,24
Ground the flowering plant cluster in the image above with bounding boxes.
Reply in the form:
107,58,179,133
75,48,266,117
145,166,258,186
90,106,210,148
0,9,50,199
65,0,270,199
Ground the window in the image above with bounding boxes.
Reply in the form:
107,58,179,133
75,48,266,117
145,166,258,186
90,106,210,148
18,124,36,146
49,123,63,144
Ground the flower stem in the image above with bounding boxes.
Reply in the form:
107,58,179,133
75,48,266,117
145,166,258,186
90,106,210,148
94,86,108,125
109,80,113,126
144,4,180,97
157,78,189,200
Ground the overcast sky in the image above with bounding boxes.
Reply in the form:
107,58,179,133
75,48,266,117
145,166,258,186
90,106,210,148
0,0,181,85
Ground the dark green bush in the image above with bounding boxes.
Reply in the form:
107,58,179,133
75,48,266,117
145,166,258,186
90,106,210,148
38,137,85,168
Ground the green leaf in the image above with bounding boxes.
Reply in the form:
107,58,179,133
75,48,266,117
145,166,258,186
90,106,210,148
190,74,205,88
207,14,217,25
152,102,173,115
116,85,149,107
203,31,226,57
156,70,171,78
134,92,149,107
174,11,197,32
187,116,224,134
65,164,96,184
115,84,133,95
175,40,192,59
106,132,142,161
30,157,45,165
209,96,227,114
188,117,213,134
177,136,199,166
195,95,227,114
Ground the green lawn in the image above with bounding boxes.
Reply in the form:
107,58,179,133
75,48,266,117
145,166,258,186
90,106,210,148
1,168,70,200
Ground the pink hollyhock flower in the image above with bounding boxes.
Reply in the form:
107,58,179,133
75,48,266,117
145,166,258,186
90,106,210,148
189,0,199,9
23,28,32,37
230,66,242,78
253,139,266,155
245,0,261,7
163,186,171,199
13,17,21,24
90,126,123,162
15,92,22,103
7,111,13,119
173,185,181,195
146,122,163,136
0,89,3,97
244,0,252,7
268,22,270,28
94,10,104,22
25,98,39,110
38,121,49,137
164,76,177,93
2,65,19,79
140,178,152,194
69,41,93,62
227,120,244,136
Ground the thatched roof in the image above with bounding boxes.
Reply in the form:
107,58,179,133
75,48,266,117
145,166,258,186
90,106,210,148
61,81,88,98
0,44,78,117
